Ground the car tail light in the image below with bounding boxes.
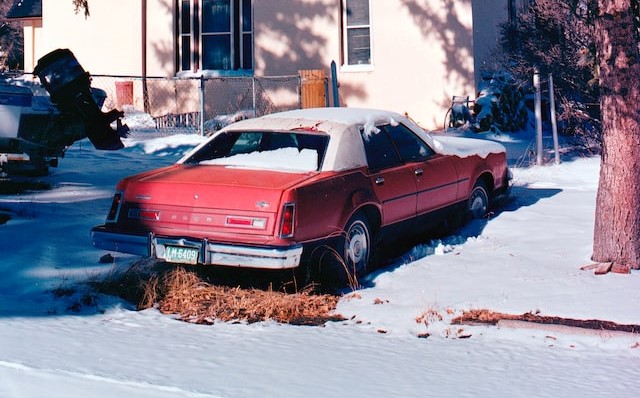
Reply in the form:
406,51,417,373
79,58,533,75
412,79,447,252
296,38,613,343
138,210,160,221
279,203,295,238
225,216,267,229
106,192,123,223
127,208,160,221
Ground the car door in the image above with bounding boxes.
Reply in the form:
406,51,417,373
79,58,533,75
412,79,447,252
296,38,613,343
360,127,417,226
377,123,460,216
414,155,460,214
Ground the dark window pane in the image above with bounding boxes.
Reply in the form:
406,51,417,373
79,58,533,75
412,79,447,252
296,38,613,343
347,27,371,65
242,33,253,69
242,0,252,31
382,124,435,162
203,0,231,33
346,0,369,26
233,0,240,68
361,129,402,172
181,0,191,34
203,35,231,70
181,36,191,70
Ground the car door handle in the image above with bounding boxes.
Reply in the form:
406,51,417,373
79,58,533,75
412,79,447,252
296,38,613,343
375,177,385,186
414,168,424,177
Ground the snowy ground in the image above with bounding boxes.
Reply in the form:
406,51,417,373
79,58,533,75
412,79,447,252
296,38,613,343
0,118,639,397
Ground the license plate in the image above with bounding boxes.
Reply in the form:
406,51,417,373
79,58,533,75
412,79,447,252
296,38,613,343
164,245,199,265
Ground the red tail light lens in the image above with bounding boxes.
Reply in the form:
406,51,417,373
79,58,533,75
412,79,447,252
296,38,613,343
106,192,123,222
279,203,295,238
138,210,160,221
225,216,267,229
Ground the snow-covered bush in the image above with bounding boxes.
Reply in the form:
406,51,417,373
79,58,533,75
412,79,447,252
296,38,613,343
473,73,528,133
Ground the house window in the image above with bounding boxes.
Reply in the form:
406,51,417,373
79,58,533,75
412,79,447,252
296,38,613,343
342,0,372,66
178,0,253,73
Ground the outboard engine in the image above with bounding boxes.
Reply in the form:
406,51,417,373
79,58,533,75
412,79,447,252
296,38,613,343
33,48,128,150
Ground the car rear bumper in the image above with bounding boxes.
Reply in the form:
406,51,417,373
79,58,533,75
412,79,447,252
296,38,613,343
91,226,303,269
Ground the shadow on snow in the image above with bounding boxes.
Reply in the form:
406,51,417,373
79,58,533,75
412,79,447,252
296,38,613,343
360,185,562,288
0,184,562,318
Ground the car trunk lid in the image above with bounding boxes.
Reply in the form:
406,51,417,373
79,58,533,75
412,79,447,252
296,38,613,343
120,165,314,237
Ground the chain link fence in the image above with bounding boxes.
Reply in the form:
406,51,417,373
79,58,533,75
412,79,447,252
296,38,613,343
89,74,302,135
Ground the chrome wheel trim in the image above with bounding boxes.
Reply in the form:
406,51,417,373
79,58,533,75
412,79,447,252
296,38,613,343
469,185,489,219
345,219,370,274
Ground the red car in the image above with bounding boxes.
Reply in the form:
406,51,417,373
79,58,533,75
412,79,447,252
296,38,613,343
91,108,509,281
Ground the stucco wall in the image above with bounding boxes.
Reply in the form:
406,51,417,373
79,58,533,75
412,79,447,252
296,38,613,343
37,0,174,76
27,0,501,130
339,1,476,129
145,0,176,77
21,19,42,72
253,0,340,76
254,0,476,129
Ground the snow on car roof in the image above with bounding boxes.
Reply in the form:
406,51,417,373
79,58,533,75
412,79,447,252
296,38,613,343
224,107,405,136
262,107,402,126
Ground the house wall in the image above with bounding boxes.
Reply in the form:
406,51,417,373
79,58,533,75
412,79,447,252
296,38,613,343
254,0,476,129
26,0,511,130
145,0,176,77
339,1,476,129
21,19,42,72
37,0,174,76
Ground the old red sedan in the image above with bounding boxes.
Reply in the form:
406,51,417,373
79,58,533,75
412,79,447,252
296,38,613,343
91,108,509,281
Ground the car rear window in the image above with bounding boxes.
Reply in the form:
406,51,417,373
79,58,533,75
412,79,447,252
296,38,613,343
183,131,329,172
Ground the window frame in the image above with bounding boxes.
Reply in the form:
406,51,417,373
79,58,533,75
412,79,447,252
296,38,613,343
378,124,435,164
341,0,374,72
177,0,254,75
360,123,435,173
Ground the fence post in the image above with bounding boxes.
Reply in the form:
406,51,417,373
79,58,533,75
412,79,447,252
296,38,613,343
252,76,257,115
331,60,339,107
199,76,205,136
534,69,543,166
548,74,560,165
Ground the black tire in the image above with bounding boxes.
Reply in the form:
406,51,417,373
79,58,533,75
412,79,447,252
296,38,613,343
467,181,490,219
316,213,372,290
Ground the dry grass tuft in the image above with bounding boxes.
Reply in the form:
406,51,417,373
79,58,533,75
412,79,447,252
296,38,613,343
157,268,344,325
94,261,345,326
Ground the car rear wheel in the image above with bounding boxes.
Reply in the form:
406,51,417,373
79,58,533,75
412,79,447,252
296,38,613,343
316,213,372,290
342,214,371,278
306,213,378,292
468,181,489,219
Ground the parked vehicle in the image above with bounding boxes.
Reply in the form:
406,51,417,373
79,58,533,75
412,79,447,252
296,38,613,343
0,49,127,177
91,108,509,283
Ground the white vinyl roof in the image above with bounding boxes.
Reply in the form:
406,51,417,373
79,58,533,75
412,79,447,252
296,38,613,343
201,107,506,172
221,108,431,172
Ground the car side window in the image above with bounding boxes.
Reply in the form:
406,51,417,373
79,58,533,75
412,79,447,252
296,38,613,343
361,127,403,172
379,124,435,162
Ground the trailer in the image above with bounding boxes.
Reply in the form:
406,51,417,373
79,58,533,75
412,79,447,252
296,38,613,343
0,49,128,178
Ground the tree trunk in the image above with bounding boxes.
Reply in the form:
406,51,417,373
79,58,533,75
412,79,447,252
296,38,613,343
592,0,640,269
